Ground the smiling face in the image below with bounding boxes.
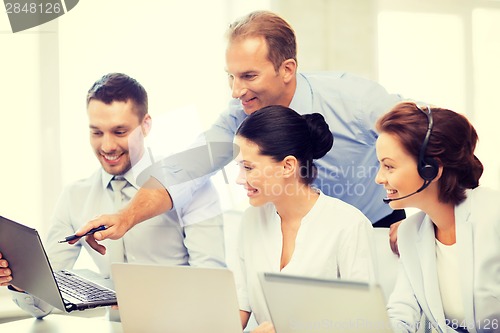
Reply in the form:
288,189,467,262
375,132,427,209
234,136,287,206
225,36,296,115
88,99,150,175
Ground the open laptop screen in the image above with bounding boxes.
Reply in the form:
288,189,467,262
259,272,393,333
111,263,243,333
0,215,116,312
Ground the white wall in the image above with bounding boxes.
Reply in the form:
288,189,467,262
0,0,272,235
0,18,61,231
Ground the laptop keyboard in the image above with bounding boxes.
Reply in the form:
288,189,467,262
54,270,116,302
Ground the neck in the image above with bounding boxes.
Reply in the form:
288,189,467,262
412,182,456,245
423,200,456,245
274,183,319,223
283,76,297,107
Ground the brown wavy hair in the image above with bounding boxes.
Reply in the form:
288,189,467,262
376,101,483,205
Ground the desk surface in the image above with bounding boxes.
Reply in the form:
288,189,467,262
0,314,123,333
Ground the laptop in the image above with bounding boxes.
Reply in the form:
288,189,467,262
0,215,117,312
259,272,393,333
111,263,243,333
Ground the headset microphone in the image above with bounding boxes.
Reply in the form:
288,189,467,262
382,180,431,204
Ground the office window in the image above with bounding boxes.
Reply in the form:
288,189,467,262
472,8,500,190
378,0,500,191
0,33,44,226
378,11,465,112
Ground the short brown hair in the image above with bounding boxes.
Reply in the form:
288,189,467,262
376,101,483,205
226,10,297,72
86,73,148,121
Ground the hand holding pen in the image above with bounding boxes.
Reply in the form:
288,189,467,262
69,212,135,255
58,225,107,243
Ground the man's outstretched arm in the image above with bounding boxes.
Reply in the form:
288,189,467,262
75,107,243,253
71,177,171,253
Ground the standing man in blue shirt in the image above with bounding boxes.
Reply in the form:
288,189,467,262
77,10,404,249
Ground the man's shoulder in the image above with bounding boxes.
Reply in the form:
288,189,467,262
61,169,103,194
300,71,383,91
300,71,370,82
301,70,345,79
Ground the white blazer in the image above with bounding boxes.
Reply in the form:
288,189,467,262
387,187,500,333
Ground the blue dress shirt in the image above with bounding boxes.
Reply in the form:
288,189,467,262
147,71,402,223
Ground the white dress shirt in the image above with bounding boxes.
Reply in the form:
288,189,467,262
10,152,226,318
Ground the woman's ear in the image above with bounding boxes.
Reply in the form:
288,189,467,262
282,155,298,178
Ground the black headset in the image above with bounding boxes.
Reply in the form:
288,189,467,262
382,105,439,204
417,105,439,181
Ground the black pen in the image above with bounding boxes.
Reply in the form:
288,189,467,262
58,225,107,243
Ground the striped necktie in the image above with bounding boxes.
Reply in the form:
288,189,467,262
108,176,135,263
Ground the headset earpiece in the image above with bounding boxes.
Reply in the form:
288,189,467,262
417,105,438,182
418,157,439,181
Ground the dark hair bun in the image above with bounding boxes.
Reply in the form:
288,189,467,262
460,154,483,189
303,113,334,159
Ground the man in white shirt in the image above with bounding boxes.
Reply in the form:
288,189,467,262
0,73,225,318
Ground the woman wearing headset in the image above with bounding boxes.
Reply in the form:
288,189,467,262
375,101,500,333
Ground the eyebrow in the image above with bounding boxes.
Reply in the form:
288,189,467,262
89,125,129,130
240,70,257,76
225,69,258,76
236,159,252,165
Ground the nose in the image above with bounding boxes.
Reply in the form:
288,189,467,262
375,167,385,185
101,133,118,152
230,77,247,99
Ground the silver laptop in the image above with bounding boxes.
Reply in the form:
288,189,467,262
259,272,393,333
111,263,243,333
0,215,117,312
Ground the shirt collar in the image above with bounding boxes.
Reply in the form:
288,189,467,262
289,73,313,115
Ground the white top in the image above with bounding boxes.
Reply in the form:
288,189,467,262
233,191,376,324
436,239,465,322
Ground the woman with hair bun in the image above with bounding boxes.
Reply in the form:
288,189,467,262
234,105,376,332
375,102,500,333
